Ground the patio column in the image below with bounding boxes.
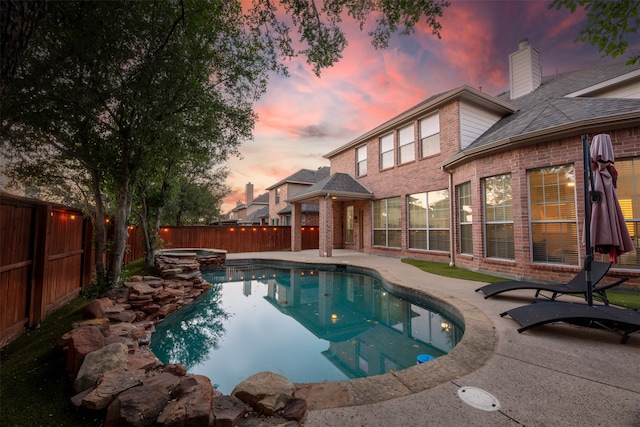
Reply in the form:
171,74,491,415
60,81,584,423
291,202,302,252
319,195,333,257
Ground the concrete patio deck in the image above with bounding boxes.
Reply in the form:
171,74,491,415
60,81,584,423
227,250,640,427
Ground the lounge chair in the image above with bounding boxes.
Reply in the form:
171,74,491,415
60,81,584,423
500,301,640,344
475,261,627,305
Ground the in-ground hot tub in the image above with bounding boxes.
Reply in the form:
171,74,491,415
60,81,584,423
157,248,226,268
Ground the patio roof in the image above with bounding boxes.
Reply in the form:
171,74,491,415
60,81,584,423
285,173,373,204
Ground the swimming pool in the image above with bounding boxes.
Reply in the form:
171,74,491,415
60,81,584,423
150,262,463,394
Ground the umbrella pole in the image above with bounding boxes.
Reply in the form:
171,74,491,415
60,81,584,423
582,134,594,306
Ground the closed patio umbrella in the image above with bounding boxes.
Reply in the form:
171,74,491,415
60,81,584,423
582,134,634,305
587,134,634,264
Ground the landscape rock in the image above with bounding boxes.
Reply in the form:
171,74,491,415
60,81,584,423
232,372,296,416
105,384,170,427
84,297,114,319
156,375,215,427
281,398,308,422
74,342,129,393
80,367,145,410
66,326,105,375
210,394,250,427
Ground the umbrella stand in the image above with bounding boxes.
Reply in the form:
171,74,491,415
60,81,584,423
582,134,595,306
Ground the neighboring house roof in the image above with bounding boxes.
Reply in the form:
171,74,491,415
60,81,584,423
251,192,270,204
230,203,246,212
238,205,269,224
266,166,330,190
277,203,319,215
441,62,640,169
286,173,373,203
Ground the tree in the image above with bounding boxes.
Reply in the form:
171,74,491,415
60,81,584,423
2,0,451,286
2,1,264,285
551,0,640,64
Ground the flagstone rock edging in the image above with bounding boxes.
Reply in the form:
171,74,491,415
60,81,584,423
60,252,307,427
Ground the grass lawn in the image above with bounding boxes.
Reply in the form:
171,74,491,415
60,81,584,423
0,258,152,427
401,258,640,309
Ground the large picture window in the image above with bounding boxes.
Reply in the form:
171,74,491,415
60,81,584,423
380,134,394,170
408,190,450,251
419,114,440,158
398,124,415,164
484,174,514,259
457,182,473,255
356,145,367,176
373,197,401,247
615,157,640,268
528,165,578,265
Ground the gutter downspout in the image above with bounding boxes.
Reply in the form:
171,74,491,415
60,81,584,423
447,168,455,267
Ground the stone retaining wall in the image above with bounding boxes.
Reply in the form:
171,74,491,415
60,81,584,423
60,253,307,426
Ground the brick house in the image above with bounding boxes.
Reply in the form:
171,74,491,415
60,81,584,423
266,166,330,226
287,39,640,287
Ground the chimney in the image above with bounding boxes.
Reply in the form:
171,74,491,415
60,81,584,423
245,182,254,205
509,38,542,100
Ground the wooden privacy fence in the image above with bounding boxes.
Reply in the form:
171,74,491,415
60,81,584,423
124,225,320,264
0,193,92,347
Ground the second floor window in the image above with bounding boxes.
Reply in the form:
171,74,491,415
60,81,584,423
419,114,440,158
275,188,280,204
356,145,367,176
398,124,415,164
380,134,394,170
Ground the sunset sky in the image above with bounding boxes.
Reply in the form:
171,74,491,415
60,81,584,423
221,0,640,212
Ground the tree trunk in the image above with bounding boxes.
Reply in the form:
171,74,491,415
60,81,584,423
90,168,106,279
107,181,132,284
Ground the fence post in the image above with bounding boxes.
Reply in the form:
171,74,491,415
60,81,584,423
29,203,50,328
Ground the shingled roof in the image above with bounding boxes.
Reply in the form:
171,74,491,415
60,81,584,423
266,166,330,190
286,173,373,203
442,61,640,168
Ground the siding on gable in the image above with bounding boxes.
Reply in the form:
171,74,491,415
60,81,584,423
459,101,502,150
591,80,640,99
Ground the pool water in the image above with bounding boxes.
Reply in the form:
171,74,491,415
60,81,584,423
150,264,463,394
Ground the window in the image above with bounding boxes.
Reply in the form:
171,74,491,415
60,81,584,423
615,157,640,268
398,124,415,164
408,191,450,251
419,114,440,158
275,187,280,204
356,145,367,176
345,205,354,244
380,134,394,170
373,197,401,247
484,174,514,259
284,215,290,226
528,165,578,265
457,182,473,255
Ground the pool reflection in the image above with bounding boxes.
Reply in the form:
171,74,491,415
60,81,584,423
206,266,463,379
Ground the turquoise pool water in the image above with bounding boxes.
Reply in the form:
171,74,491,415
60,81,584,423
150,263,463,394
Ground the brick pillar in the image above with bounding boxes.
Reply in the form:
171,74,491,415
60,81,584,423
319,196,333,257
291,203,302,252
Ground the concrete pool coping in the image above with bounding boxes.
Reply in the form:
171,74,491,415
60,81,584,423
227,250,640,426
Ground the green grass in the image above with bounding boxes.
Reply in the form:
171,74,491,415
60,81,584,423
0,296,103,427
401,258,508,283
0,259,154,427
401,258,640,309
